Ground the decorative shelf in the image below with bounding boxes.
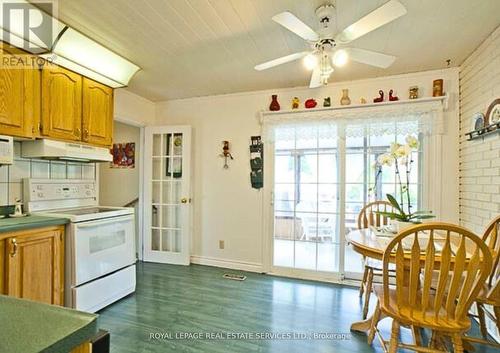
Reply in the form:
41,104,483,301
465,121,500,141
261,95,448,116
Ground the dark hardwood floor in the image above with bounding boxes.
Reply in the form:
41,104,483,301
96,262,494,353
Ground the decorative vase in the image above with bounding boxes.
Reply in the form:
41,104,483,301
432,79,443,97
340,89,351,105
391,220,415,233
269,94,280,111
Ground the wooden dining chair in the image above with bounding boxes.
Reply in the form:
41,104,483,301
367,223,492,353
465,215,500,347
357,200,396,319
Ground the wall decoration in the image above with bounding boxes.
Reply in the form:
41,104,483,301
323,97,331,107
249,136,263,189
432,79,444,97
269,94,280,111
409,86,419,99
485,98,500,124
219,140,234,169
373,90,384,103
472,112,485,131
166,134,182,177
110,142,135,169
305,98,317,108
291,97,300,109
389,89,399,101
340,89,351,105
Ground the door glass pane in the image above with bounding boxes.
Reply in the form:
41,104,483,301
152,229,161,251
273,127,340,274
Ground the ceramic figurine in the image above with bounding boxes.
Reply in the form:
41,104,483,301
269,94,280,111
323,97,331,107
291,97,300,109
409,86,419,99
432,79,443,97
389,89,399,101
340,89,351,105
373,90,384,103
305,98,317,109
360,97,367,104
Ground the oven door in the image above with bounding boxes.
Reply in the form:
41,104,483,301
72,214,135,286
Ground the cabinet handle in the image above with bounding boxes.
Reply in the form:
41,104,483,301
10,238,17,257
84,129,89,138
75,128,81,137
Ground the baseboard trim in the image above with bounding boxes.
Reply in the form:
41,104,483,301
190,255,264,273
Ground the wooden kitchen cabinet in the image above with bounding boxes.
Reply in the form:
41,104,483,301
82,77,113,147
3,226,65,306
41,65,83,141
0,43,40,138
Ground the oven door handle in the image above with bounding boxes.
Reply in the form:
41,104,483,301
75,215,134,228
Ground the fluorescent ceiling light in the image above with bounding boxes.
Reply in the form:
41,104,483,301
0,0,140,87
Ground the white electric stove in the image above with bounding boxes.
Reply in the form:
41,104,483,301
24,178,136,313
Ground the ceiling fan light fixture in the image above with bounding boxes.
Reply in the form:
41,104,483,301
303,53,318,71
332,49,349,67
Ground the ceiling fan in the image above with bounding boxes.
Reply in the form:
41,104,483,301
254,0,407,88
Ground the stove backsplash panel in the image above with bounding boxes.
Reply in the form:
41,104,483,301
0,142,96,206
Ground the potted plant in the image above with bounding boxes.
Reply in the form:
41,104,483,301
372,135,435,231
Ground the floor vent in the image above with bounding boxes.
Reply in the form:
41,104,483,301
223,273,246,281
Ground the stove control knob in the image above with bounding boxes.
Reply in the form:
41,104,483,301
37,192,44,198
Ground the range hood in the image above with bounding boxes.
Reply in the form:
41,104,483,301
22,139,112,163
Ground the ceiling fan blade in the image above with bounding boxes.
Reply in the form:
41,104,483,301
254,51,309,71
272,12,319,42
335,0,407,44
309,67,322,88
347,48,396,68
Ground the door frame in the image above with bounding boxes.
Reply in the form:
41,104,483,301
113,116,146,261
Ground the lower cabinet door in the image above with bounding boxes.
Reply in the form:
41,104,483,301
5,227,64,305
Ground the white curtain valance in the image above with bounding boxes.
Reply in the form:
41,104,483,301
261,98,445,142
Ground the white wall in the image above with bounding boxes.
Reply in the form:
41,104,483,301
459,26,500,234
155,68,460,271
99,121,141,207
114,88,156,126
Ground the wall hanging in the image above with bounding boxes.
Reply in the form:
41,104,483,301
166,134,182,177
249,136,263,189
220,141,234,169
110,142,135,168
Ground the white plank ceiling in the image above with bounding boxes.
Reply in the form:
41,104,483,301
55,0,500,101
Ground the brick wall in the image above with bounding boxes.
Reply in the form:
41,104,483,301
459,26,500,234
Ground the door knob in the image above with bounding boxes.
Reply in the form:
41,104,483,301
180,198,188,204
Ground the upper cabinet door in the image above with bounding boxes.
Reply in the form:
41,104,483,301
0,45,40,138
82,78,113,147
41,65,82,141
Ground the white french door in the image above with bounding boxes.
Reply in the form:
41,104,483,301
143,125,191,265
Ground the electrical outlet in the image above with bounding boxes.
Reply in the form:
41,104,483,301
219,240,225,249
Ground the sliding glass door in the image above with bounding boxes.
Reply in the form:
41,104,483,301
270,124,422,280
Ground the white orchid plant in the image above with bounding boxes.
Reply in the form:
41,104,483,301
372,135,434,223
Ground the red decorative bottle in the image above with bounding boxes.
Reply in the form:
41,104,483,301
269,94,280,111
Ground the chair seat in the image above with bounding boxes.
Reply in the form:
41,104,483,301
373,284,471,333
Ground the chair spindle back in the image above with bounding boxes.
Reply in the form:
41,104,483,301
357,201,396,230
382,223,492,322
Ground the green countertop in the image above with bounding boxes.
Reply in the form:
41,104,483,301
0,215,69,234
0,295,97,353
